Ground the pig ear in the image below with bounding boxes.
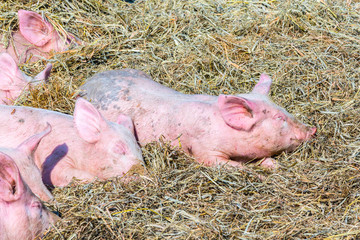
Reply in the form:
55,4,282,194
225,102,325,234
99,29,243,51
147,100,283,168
73,98,107,143
0,152,25,202
251,73,272,95
18,10,54,47
0,53,27,88
116,114,134,134
218,95,257,131
31,63,52,85
0,53,27,103
17,123,52,156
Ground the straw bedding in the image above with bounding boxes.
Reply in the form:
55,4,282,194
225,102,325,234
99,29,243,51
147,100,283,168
1,0,359,239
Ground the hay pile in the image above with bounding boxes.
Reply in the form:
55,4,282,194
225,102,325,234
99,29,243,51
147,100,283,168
1,0,359,239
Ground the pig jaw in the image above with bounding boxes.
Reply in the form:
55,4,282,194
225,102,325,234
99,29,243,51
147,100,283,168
0,188,52,240
87,122,144,180
55,120,144,184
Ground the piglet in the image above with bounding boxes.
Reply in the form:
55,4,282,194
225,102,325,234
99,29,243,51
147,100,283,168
1,10,80,63
0,98,144,187
0,152,58,240
0,52,52,104
0,124,53,202
80,69,316,169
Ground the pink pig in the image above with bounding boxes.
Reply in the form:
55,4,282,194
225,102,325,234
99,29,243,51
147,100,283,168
0,124,53,202
0,97,144,187
0,152,58,240
0,52,52,104
80,69,316,169
0,10,79,63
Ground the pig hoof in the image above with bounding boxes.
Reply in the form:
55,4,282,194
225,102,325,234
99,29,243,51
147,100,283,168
259,158,278,170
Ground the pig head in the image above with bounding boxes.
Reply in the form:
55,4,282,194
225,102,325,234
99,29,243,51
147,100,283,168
0,52,52,104
80,69,316,169
1,10,80,63
0,98,144,187
0,124,53,202
196,73,317,168
0,152,57,240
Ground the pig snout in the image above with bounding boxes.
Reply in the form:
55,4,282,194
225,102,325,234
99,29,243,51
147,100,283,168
294,126,317,142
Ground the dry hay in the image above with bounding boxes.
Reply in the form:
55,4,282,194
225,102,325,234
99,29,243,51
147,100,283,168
1,0,360,239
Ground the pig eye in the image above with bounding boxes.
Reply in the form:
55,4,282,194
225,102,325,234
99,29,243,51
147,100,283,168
114,141,128,155
31,201,42,209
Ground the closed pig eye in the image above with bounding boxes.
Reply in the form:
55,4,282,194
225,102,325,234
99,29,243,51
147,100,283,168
114,141,128,155
31,201,42,209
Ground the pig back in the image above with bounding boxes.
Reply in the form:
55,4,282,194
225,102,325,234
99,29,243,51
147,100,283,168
80,69,184,118
81,69,183,104
0,105,74,159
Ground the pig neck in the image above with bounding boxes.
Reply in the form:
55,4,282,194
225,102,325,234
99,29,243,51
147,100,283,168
151,95,219,148
34,119,95,171
2,32,45,63
159,94,271,161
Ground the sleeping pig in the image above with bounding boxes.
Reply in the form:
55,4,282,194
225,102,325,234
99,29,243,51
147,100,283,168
0,152,58,240
80,69,316,169
0,124,53,202
0,9,80,63
0,97,144,187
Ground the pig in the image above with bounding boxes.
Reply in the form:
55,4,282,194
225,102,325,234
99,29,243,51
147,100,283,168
0,9,80,64
0,152,58,240
80,69,317,169
0,52,52,105
0,124,53,202
0,97,144,187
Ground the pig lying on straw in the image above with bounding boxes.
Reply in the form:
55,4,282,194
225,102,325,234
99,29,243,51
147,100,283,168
0,152,58,240
0,9,80,64
81,69,316,169
0,97,144,187
0,123,53,202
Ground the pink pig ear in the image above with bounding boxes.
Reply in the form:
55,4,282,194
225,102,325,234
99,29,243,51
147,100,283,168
73,98,107,144
17,123,51,156
0,152,25,202
218,95,257,131
0,53,26,87
18,10,54,47
31,63,52,85
0,53,27,104
116,113,134,134
251,73,272,95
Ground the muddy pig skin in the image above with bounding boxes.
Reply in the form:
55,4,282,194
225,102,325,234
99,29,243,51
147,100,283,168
0,52,52,104
0,124,53,202
80,69,316,169
0,152,58,240
0,10,79,63
0,97,144,187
